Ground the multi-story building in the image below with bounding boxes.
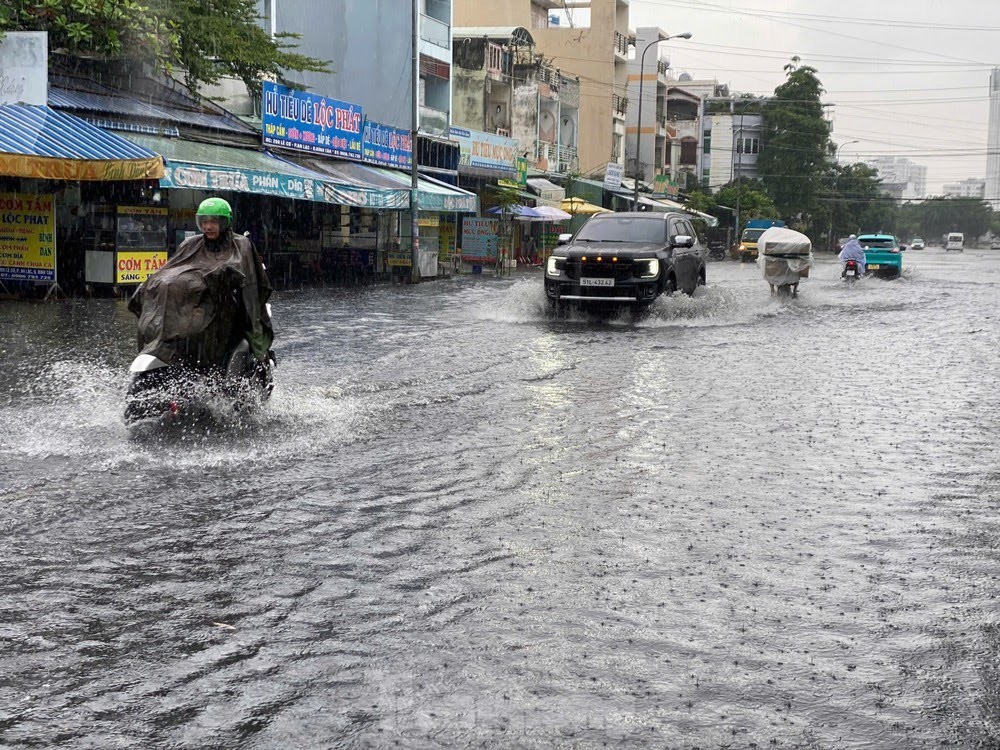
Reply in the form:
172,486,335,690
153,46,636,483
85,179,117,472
703,106,763,190
986,68,1000,207
866,156,927,200
254,0,453,138
942,178,986,199
455,0,633,178
662,76,726,190
451,28,579,174
625,27,670,184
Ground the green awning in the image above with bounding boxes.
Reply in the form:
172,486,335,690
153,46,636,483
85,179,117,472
124,134,409,208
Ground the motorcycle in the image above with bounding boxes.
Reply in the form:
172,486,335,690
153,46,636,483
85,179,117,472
841,259,862,284
125,328,274,427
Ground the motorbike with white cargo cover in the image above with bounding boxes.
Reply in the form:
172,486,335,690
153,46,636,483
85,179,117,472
124,198,275,428
544,211,706,313
757,226,814,298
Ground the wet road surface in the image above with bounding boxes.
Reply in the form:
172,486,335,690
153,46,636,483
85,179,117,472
2,246,1000,748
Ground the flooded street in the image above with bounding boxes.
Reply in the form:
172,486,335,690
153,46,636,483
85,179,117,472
2,246,1000,748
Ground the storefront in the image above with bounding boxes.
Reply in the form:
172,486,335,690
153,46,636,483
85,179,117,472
0,104,164,297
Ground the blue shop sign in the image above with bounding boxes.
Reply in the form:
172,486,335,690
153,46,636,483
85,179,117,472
262,81,363,160
362,121,412,169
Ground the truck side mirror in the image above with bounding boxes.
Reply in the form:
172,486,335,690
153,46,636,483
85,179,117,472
557,233,573,245
671,234,694,248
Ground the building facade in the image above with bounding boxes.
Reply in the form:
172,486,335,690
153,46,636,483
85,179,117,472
986,68,1000,208
456,0,632,179
256,0,453,137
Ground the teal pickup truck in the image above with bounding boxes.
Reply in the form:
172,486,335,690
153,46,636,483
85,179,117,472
857,234,904,280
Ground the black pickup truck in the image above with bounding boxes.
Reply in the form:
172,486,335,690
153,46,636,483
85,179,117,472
544,211,706,310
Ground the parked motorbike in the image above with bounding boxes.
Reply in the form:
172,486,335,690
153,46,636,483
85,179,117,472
841,259,862,284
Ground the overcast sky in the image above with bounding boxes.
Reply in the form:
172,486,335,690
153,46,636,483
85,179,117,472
565,0,999,195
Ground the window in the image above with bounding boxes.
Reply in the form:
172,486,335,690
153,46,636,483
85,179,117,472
737,137,759,155
680,138,697,165
703,131,711,153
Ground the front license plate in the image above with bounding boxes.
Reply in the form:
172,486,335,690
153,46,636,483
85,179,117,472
580,277,614,287
868,264,880,270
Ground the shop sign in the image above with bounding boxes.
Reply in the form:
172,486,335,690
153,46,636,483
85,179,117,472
263,81,364,160
387,253,412,267
460,217,498,262
417,215,440,228
0,192,56,282
116,250,167,284
449,127,517,174
652,174,680,197
603,162,624,190
0,32,47,106
162,162,318,202
316,181,409,210
362,120,412,169
419,190,478,213
498,157,529,189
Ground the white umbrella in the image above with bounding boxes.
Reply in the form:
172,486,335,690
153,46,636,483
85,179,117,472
515,205,573,263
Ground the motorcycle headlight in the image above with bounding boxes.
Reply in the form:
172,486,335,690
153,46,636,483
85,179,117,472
546,256,560,276
637,258,660,279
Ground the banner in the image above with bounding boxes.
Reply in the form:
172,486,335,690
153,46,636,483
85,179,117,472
460,217,499,262
0,192,56,282
263,81,364,160
449,127,517,174
0,32,47,106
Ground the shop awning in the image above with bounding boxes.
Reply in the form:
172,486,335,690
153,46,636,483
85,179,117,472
365,166,479,213
124,134,408,208
527,177,565,201
0,104,163,181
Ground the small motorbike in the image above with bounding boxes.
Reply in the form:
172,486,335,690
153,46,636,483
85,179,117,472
841,259,862,284
125,340,274,427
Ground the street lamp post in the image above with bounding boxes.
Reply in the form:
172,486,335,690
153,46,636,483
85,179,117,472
828,139,860,250
633,32,691,207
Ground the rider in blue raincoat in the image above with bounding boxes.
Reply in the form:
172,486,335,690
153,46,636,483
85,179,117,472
838,235,867,275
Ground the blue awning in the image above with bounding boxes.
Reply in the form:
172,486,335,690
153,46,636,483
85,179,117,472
0,105,163,180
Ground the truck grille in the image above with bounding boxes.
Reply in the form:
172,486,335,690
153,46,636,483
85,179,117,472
565,259,635,281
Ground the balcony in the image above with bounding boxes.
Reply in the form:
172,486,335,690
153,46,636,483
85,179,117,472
420,14,449,50
614,31,632,58
657,59,668,77
419,105,449,136
612,93,629,117
557,144,578,173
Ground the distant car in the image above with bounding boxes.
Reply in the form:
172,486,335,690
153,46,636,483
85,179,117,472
992,238,1000,250
544,211,707,311
910,237,925,250
857,234,903,279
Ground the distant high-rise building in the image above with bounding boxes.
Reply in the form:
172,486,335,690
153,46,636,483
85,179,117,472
942,178,986,199
866,156,927,200
986,68,1000,207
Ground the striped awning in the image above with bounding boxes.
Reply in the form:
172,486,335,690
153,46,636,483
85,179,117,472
0,104,163,181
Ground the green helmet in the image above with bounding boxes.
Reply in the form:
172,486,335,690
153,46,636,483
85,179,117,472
196,197,232,233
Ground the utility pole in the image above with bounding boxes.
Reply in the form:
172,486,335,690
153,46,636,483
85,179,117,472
410,0,420,282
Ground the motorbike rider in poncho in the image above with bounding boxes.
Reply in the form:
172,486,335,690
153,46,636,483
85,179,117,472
838,234,867,276
128,197,273,371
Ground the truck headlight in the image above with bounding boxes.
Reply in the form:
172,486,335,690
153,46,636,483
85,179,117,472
637,258,660,278
739,243,746,251
546,256,560,276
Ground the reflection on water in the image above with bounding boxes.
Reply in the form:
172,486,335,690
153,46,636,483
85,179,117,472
1,249,1000,747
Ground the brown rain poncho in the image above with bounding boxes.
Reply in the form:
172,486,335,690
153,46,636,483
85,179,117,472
128,231,273,369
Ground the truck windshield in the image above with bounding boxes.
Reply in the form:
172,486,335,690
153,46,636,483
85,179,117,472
575,217,666,243
948,234,963,241
741,229,765,242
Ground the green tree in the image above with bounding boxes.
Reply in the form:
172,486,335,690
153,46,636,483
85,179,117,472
757,58,831,229
0,0,328,95
911,197,992,244
715,177,780,232
824,163,897,242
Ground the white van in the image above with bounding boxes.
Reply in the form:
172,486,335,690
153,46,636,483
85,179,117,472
946,232,964,252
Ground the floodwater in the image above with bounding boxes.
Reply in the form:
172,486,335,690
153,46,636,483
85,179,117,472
2,246,999,748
